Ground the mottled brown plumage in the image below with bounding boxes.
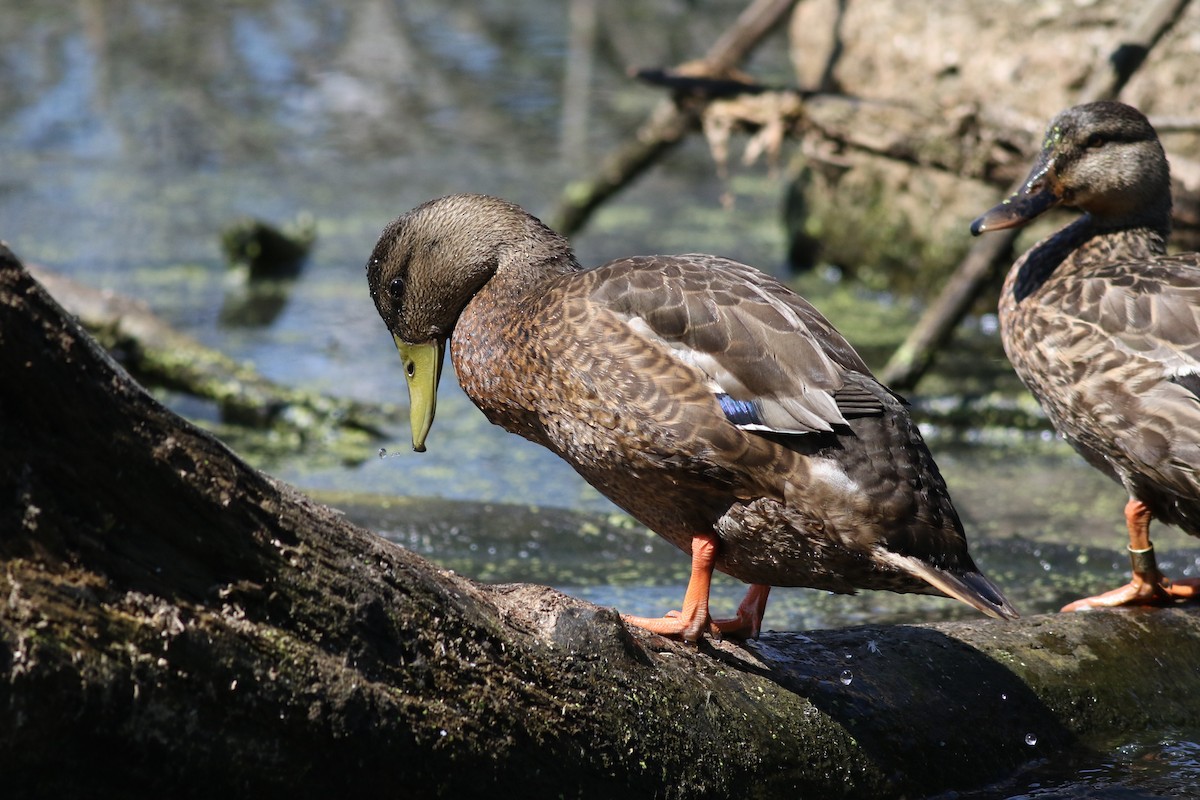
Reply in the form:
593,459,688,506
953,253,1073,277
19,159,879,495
368,193,1017,640
972,101,1200,610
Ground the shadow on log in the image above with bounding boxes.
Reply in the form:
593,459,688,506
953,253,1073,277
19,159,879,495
3,242,1199,798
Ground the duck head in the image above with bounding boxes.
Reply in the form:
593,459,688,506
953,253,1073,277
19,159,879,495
365,193,575,451
971,101,1171,236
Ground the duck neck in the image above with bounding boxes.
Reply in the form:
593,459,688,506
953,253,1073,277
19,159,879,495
453,231,580,354
484,215,581,296
1009,211,1170,302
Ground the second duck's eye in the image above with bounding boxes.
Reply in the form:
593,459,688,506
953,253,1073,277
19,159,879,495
1086,133,1106,149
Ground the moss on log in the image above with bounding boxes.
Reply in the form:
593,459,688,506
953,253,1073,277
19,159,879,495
2,242,1199,798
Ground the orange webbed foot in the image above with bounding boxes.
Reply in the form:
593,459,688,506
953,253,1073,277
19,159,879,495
1066,502,1200,612
620,536,772,642
621,533,720,642
1062,577,1200,611
711,584,771,639
620,610,719,641
1062,547,1200,612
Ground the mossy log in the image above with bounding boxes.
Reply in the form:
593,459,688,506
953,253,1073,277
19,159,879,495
3,243,1200,799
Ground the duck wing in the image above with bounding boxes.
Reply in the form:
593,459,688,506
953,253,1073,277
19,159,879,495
585,254,887,436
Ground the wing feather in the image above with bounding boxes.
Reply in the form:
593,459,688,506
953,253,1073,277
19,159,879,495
588,254,886,435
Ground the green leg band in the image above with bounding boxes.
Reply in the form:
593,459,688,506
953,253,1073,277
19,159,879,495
1128,544,1159,575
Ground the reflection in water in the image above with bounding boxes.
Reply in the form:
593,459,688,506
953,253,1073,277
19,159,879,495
0,0,781,408
1,1,763,268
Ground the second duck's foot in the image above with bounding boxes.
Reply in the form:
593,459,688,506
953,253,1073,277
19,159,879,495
1061,573,1200,612
1066,507,1200,611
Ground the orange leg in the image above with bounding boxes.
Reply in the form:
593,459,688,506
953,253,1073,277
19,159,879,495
713,583,771,639
1062,498,1200,612
622,533,719,641
621,534,772,641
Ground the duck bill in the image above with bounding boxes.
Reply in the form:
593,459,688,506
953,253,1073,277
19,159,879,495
970,156,1062,235
394,337,444,452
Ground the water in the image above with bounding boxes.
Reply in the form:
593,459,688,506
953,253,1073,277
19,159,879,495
943,730,1200,799
3,2,1197,796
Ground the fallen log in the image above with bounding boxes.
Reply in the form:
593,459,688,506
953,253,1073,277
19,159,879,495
3,242,1199,798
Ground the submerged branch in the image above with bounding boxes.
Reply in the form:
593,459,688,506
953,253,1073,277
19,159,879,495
27,262,397,446
549,0,800,235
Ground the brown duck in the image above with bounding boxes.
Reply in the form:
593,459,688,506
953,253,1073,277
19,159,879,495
972,100,1200,610
367,193,1017,640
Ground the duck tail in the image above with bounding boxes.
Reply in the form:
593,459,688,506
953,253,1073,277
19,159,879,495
876,550,1021,620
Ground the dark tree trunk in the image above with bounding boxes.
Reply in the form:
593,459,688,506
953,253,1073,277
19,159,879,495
3,243,1199,799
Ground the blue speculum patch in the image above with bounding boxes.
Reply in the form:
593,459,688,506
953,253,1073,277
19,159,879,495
716,393,763,427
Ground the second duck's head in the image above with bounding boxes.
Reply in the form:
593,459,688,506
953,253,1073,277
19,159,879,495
971,101,1171,236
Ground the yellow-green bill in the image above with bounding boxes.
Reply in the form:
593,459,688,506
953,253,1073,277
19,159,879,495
394,337,444,452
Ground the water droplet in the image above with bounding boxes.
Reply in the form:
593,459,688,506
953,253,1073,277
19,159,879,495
839,669,853,686
1025,733,1038,746
1000,693,1008,701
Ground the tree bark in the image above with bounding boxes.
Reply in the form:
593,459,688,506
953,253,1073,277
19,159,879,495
3,243,1200,798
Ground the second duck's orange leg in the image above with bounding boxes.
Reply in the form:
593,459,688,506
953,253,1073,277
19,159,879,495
1062,498,1200,612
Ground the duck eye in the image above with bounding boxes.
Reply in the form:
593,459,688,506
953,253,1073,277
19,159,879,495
1086,133,1106,149
389,276,406,299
